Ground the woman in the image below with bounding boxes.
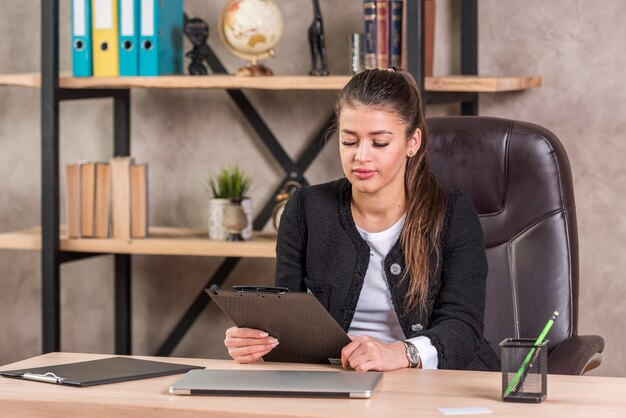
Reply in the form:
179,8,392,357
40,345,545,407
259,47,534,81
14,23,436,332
224,68,499,372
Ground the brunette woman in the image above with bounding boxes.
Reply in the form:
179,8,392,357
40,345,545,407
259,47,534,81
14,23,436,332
224,68,499,372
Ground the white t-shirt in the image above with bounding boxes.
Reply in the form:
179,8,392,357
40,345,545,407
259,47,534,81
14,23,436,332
349,216,438,369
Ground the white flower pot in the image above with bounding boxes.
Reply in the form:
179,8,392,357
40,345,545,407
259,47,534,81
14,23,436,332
208,197,253,240
208,198,229,240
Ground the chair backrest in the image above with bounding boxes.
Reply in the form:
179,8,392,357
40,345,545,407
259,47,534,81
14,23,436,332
427,116,578,354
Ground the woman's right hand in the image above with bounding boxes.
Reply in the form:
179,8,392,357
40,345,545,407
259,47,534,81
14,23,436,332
224,326,279,363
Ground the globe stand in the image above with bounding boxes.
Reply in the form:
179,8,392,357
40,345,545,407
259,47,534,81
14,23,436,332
235,54,275,77
236,64,273,76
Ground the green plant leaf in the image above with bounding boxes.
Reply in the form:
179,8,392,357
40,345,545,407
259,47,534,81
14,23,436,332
207,165,251,199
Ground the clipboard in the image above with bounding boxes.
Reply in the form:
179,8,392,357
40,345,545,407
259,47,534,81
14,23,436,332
207,286,352,365
0,356,203,387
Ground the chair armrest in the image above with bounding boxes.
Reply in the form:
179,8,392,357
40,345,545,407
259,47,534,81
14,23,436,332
548,335,604,375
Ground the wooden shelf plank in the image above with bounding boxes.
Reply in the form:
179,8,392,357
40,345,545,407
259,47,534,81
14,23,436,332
59,74,351,90
0,226,277,258
0,73,351,91
0,227,42,250
425,76,542,92
0,73,42,88
0,72,542,92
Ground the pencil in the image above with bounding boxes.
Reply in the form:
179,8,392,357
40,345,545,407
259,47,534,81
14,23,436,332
504,311,559,397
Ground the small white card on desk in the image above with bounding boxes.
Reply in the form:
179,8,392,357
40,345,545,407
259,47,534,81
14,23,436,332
438,407,493,415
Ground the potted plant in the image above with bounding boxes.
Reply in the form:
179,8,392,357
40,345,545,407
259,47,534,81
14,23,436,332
207,166,253,240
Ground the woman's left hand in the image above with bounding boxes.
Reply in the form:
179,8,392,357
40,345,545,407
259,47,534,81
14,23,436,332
341,335,409,372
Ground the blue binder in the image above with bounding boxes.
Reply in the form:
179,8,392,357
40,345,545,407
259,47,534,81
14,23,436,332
119,0,140,76
139,0,183,76
72,0,92,77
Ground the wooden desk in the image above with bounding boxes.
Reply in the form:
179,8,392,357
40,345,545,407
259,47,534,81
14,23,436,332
0,353,624,417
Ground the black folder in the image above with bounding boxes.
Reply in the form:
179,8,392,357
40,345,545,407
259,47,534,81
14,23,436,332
0,356,204,387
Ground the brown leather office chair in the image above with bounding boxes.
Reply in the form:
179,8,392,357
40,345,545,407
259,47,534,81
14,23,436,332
427,116,604,375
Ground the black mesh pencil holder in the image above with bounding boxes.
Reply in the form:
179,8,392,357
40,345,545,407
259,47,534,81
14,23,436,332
500,338,548,403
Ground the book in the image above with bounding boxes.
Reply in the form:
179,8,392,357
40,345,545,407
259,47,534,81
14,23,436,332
425,0,435,77
376,0,390,68
66,163,81,239
363,0,377,69
80,162,96,238
110,156,133,240
390,0,403,67
94,162,111,238
130,163,148,238
400,0,435,76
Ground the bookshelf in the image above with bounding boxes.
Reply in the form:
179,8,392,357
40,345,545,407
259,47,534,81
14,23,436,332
0,0,541,357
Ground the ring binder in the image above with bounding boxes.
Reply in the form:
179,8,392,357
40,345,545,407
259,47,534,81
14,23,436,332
72,0,93,76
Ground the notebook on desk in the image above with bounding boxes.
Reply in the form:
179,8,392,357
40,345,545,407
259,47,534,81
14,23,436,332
169,369,383,399
0,356,203,387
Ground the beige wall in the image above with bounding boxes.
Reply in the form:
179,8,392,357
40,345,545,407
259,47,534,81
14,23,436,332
0,0,623,376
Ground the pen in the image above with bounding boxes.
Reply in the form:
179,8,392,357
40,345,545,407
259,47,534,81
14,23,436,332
504,311,559,397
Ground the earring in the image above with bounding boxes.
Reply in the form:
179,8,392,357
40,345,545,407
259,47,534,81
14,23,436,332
408,151,414,157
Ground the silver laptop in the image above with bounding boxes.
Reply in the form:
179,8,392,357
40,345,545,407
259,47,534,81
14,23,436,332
169,369,383,399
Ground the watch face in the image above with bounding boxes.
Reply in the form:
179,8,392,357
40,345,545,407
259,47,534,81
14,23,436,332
408,344,419,363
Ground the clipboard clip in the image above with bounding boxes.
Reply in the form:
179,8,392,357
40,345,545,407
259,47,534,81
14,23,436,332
22,372,66,384
233,285,290,294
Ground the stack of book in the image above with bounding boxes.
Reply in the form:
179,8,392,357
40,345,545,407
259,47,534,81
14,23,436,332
72,0,184,77
363,0,435,75
66,157,148,240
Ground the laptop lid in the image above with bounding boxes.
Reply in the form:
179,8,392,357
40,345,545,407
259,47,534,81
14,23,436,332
169,369,383,399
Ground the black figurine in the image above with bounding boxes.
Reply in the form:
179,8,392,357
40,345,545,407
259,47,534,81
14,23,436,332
184,16,211,75
308,0,329,76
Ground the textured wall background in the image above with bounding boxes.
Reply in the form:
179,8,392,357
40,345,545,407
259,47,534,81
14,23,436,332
0,0,623,376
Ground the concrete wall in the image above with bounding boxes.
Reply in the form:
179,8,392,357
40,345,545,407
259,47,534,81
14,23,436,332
0,0,623,376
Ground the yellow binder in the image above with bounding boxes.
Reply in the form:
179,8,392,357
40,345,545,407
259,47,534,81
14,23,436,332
91,0,119,77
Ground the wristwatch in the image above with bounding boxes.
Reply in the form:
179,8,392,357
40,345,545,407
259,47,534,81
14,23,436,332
402,340,421,368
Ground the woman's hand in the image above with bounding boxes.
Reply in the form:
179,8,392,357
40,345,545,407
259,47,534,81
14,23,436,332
224,326,279,364
341,335,409,372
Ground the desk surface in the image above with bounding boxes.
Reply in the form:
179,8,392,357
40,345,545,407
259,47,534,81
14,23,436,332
0,353,624,417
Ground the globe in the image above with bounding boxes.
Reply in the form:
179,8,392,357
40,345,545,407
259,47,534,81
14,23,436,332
218,0,285,76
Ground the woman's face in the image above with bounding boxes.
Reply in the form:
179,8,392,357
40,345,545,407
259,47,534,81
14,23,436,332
339,104,420,197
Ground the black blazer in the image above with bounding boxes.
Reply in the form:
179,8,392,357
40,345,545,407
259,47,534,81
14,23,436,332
275,178,499,371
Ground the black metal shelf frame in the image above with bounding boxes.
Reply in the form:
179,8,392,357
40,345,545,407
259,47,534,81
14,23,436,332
40,0,478,355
